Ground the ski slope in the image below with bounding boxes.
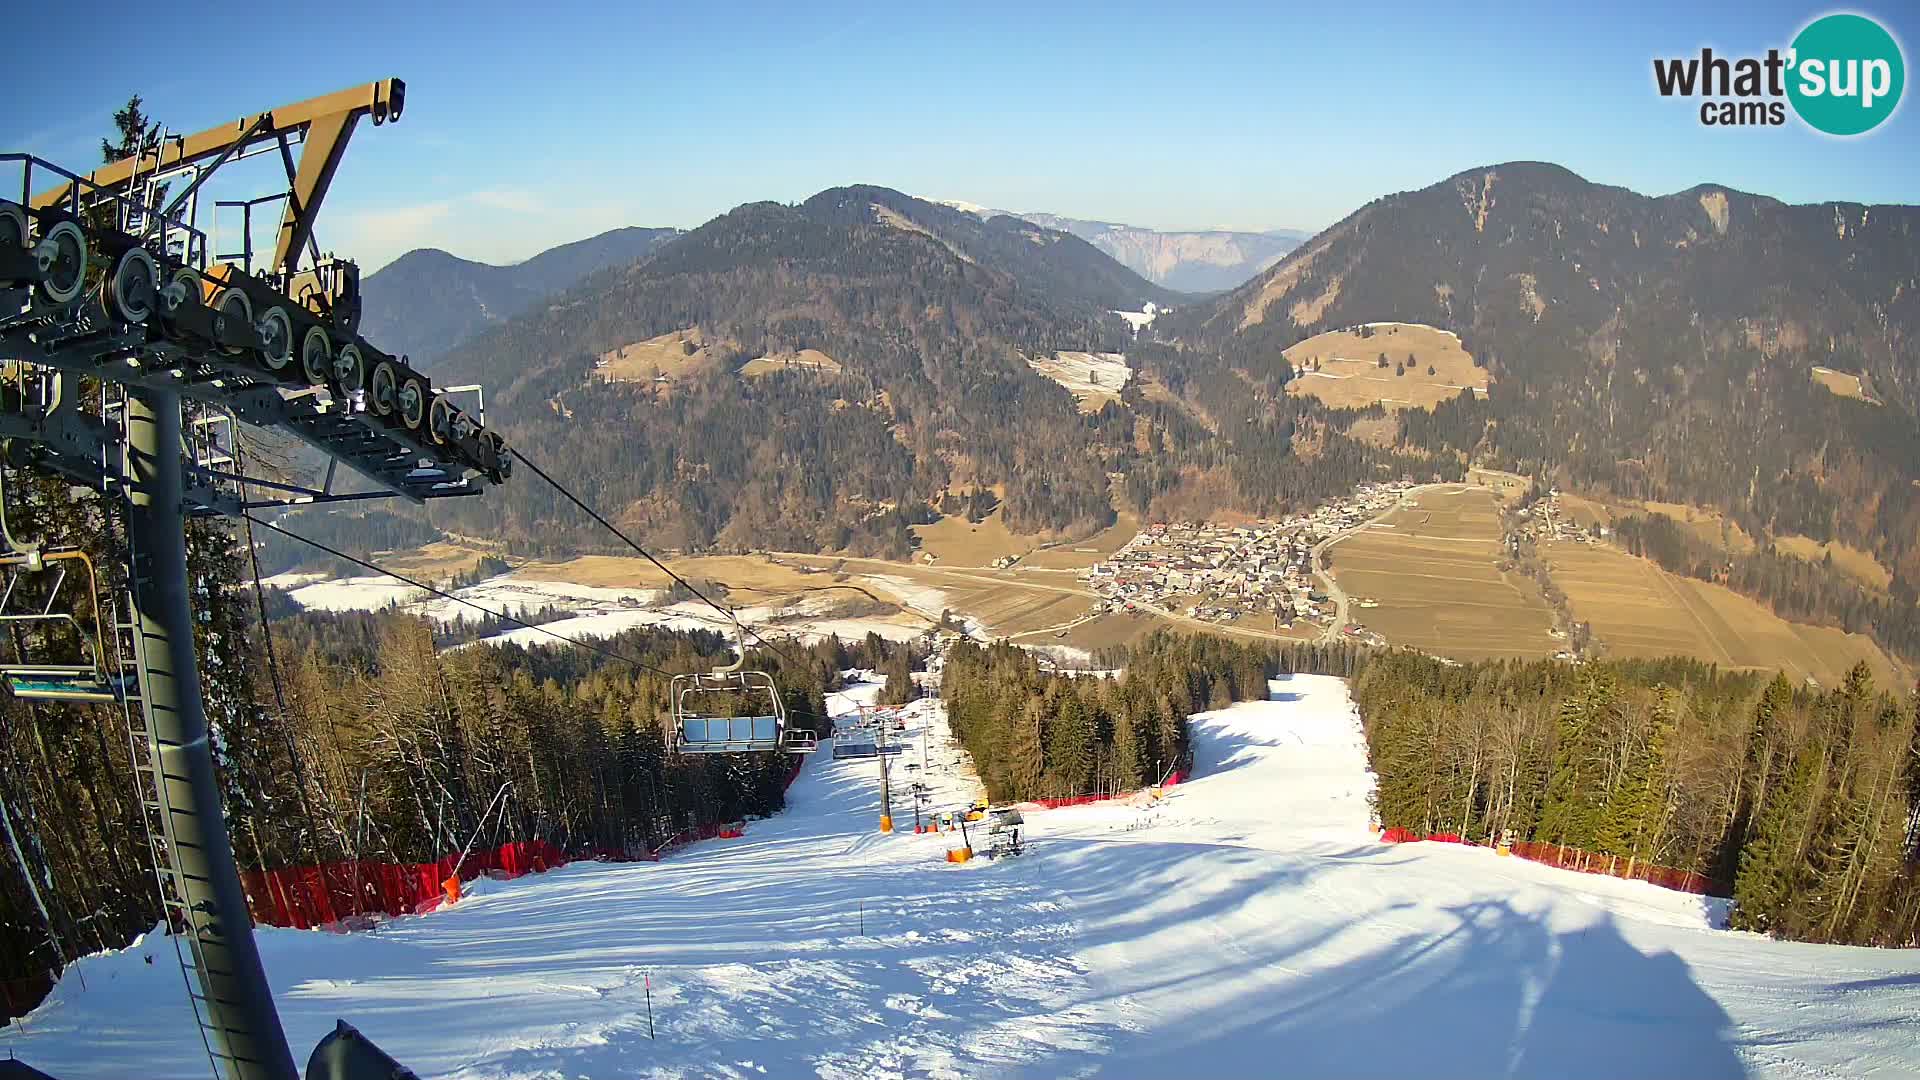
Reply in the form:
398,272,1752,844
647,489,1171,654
8,676,1920,1078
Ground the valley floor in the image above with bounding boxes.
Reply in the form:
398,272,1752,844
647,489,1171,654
10,677,1919,1078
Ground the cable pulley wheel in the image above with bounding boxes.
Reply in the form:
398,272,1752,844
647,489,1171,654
0,203,28,251
398,377,428,432
300,325,332,385
164,267,204,314
483,432,512,481
369,360,399,417
256,306,294,371
427,394,457,445
333,343,366,397
34,221,87,305
106,247,159,324
212,288,253,355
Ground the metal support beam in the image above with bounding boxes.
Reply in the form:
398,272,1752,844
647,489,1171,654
124,387,297,1080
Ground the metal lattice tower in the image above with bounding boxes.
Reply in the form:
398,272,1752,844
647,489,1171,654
1,80,510,1079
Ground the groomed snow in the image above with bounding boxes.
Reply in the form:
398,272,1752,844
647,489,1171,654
8,676,1919,1078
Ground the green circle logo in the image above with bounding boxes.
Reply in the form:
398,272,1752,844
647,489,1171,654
1788,14,1905,135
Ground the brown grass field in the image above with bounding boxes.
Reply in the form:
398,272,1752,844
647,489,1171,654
520,553,827,599
777,557,1097,638
1057,612,1166,653
1543,541,1907,689
1283,322,1489,411
378,541,502,581
738,349,843,378
1811,366,1876,403
1018,511,1142,571
594,328,724,384
910,509,1040,566
1772,535,1893,592
1556,493,1756,553
1327,487,1558,660
1466,467,1531,503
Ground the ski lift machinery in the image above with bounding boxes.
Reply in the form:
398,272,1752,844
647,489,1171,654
1,79,513,1079
672,612,817,755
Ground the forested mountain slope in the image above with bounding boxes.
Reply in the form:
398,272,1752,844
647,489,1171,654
360,226,681,362
425,187,1173,556
1155,162,1920,588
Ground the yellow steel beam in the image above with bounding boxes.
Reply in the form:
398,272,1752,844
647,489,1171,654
32,79,404,274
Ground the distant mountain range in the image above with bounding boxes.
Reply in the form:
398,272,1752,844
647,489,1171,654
360,169,1918,651
359,226,682,362
935,200,1308,293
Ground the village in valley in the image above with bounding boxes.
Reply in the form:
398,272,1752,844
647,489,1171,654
1078,480,1418,634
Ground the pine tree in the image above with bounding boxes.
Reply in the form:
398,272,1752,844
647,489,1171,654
1047,690,1094,797
1110,701,1142,792
1009,698,1046,799
1537,669,1618,849
1730,744,1825,934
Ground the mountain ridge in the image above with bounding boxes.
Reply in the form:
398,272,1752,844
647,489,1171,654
360,225,682,362
1153,159,1920,588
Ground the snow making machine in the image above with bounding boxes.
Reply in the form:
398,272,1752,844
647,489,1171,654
2,79,514,1079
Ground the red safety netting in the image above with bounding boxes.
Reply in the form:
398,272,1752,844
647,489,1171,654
1375,829,1717,896
243,753,814,931
240,838,569,930
1509,840,1715,896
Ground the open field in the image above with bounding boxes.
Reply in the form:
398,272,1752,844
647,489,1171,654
780,556,1103,638
1027,351,1131,413
1810,366,1877,404
518,553,831,597
1543,541,1907,689
1018,511,1142,570
1327,487,1558,660
377,541,500,581
1465,466,1530,503
910,508,1039,566
1056,611,1166,653
593,327,724,384
1283,322,1488,411
738,349,843,378
1772,535,1894,592
1556,493,1756,553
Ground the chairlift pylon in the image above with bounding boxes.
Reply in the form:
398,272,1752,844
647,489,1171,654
670,611,815,755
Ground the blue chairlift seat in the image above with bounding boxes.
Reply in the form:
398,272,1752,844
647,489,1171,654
669,662,816,755
2,668,128,703
0,549,120,706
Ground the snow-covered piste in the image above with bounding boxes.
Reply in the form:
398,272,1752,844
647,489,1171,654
10,676,1920,1078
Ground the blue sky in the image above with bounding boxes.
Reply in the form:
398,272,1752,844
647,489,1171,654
5,0,1914,272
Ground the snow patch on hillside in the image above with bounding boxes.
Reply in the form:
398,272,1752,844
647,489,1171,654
1028,351,1132,402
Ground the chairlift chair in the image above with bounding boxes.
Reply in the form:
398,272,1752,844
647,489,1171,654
0,548,127,703
670,613,815,755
